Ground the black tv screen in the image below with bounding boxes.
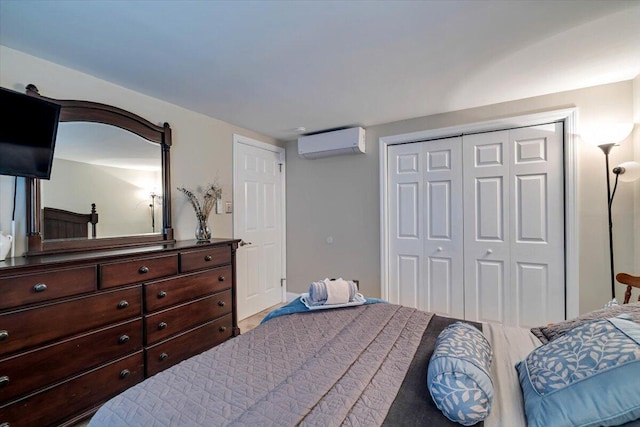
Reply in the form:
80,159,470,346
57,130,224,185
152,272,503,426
0,87,61,179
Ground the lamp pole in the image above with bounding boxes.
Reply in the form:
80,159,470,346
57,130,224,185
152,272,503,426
599,143,617,300
583,123,635,302
150,193,157,233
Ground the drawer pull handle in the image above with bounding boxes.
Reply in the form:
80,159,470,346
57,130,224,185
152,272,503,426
159,352,168,361
158,322,168,330
204,255,212,262
218,301,226,307
33,283,47,293
158,291,167,298
0,330,8,341
117,300,129,309
218,276,225,282
118,335,130,344
139,266,149,274
119,369,130,379
219,326,227,333
0,376,9,388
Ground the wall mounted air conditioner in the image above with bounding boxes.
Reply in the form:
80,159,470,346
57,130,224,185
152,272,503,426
298,127,366,159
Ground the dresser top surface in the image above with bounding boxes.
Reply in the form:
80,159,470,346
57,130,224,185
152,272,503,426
0,238,239,273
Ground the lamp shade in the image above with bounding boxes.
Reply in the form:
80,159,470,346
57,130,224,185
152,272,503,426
580,122,634,147
616,161,640,183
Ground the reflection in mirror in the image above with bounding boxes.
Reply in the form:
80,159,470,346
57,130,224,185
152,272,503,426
41,122,162,240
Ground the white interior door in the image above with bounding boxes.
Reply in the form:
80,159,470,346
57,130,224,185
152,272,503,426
388,137,464,317
508,123,564,327
424,138,464,317
463,124,564,327
388,143,424,309
463,130,511,324
387,123,564,327
233,136,285,320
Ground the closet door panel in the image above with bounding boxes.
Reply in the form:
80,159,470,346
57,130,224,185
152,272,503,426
510,123,564,327
475,177,505,240
463,130,511,322
428,258,453,314
515,174,547,241
516,262,549,327
475,260,505,323
424,138,464,318
388,138,463,317
388,144,424,309
397,255,420,308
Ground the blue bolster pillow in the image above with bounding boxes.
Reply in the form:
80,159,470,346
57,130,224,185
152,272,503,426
427,322,494,426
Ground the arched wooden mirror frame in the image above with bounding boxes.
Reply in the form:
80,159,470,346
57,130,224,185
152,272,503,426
25,84,174,255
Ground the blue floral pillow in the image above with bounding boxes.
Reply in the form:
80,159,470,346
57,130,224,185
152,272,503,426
427,322,493,426
517,317,640,427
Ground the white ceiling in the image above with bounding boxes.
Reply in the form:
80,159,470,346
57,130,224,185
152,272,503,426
1,0,639,141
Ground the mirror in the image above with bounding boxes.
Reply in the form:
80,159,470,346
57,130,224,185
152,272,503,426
25,84,174,255
42,123,162,238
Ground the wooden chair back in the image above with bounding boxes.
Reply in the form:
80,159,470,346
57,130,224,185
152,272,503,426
616,273,640,304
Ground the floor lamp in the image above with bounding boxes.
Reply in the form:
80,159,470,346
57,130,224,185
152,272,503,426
150,192,158,233
583,123,637,300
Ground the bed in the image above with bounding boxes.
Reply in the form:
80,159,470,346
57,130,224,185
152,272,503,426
42,203,98,239
89,300,640,427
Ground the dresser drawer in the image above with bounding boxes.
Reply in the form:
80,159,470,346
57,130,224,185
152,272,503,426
145,290,232,345
0,286,141,357
144,266,232,312
100,254,178,289
180,245,231,273
0,352,143,427
146,314,233,377
0,318,142,403
0,265,97,310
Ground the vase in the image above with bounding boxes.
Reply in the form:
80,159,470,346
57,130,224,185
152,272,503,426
0,232,12,261
195,218,211,242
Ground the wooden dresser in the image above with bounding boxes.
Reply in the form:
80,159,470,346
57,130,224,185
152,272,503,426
0,239,239,426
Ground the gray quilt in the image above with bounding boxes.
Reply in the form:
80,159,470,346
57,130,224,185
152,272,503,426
89,303,434,426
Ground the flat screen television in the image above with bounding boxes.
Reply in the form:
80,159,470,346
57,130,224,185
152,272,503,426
0,87,61,179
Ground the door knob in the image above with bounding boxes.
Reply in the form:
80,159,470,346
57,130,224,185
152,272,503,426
436,247,443,252
239,240,253,247
486,249,493,254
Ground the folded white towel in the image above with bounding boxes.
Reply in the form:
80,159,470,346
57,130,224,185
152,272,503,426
325,278,351,305
308,278,358,305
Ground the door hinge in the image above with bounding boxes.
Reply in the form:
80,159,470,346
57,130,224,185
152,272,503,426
278,163,283,172
280,278,286,287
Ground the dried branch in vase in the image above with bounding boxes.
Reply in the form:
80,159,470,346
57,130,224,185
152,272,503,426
177,182,222,222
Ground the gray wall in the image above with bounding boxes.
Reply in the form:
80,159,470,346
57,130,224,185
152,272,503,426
286,80,638,314
42,159,160,238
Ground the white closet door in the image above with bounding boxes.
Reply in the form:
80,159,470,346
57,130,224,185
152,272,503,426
509,123,564,327
388,137,464,317
463,130,511,324
388,124,564,326
388,143,424,309
423,137,464,317
463,124,564,327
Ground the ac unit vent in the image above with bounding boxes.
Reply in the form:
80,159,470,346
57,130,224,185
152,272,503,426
298,127,365,159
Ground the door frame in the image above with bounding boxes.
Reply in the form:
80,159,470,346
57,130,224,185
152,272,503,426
233,134,287,303
379,108,579,319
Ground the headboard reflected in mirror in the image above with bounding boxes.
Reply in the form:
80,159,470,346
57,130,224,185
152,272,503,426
24,84,174,256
